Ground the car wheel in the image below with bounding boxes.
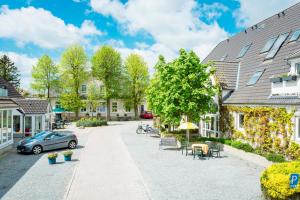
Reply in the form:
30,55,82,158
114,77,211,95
32,145,42,155
68,141,77,149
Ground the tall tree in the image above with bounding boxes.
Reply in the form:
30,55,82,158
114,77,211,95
86,83,103,117
124,53,149,118
60,44,88,119
31,55,59,100
92,46,122,121
147,49,216,129
0,55,20,88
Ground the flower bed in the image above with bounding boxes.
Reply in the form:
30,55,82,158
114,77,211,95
76,118,108,127
261,162,300,200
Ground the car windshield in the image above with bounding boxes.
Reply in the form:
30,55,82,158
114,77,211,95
31,131,49,139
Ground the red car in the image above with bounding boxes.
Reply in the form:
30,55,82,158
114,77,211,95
140,111,153,119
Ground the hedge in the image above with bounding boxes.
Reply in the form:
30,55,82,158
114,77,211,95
76,118,107,127
261,162,300,199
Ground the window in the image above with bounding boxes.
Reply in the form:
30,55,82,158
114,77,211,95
296,63,300,75
238,114,244,129
112,102,117,113
7,110,12,140
289,29,300,42
247,69,265,86
81,85,87,93
80,108,86,112
0,111,2,144
2,111,7,142
260,36,278,53
125,105,131,113
220,54,227,61
35,116,42,134
237,43,251,58
98,102,106,113
0,86,8,97
265,32,289,60
296,117,300,140
25,116,32,133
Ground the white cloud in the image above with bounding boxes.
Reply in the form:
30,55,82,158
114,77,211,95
90,0,229,63
0,5,103,49
234,0,299,27
198,3,229,20
0,52,38,89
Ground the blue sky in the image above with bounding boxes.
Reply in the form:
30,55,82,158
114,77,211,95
0,0,299,89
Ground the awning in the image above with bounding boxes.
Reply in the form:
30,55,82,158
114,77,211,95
52,107,66,113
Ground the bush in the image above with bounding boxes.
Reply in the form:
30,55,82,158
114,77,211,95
286,142,300,160
230,141,254,152
261,161,300,199
161,132,185,142
48,152,58,159
63,150,73,157
266,153,286,163
76,118,108,127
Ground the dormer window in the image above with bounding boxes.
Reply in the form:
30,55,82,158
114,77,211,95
0,86,8,97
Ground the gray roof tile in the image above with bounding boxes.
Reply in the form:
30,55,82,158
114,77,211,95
13,99,49,114
0,77,22,98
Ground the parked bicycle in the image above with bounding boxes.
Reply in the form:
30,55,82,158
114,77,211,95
136,123,159,135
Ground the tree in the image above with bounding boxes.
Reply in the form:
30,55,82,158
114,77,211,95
92,46,122,121
124,53,149,118
31,55,59,99
0,55,20,88
86,83,103,117
60,44,88,119
147,49,216,133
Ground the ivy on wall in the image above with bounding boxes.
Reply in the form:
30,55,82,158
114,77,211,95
220,106,296,155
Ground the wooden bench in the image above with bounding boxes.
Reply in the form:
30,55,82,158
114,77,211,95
159,137,178,150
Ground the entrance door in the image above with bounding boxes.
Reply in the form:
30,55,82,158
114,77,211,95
13,115,21,137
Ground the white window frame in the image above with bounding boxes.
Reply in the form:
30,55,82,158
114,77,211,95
112,102,118,113
237,113,245,130
80,107,87,113
81,85,87,93
295,117,300,141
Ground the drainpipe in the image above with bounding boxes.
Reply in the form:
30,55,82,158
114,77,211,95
235,62,241,91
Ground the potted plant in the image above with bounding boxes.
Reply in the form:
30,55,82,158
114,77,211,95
270,76,282,83
63,150,73,161
282,75,297,81
48,153,58,164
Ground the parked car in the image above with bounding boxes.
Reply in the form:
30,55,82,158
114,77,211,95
140,111,153,119
17,131,78,154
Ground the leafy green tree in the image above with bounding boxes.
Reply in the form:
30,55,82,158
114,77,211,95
31,55,59,99
147,49,216,131
124,53,149,118
0,55,20,88
60,44,88,119
92,46,122,120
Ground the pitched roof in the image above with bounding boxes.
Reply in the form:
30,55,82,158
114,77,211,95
0,98,19,108
0,77,22,98
13,99,49,114
203,2,300,105
213,61,239,90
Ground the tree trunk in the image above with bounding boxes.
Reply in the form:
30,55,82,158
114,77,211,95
106,98,111,121
134,104,138,120
75,110,79,120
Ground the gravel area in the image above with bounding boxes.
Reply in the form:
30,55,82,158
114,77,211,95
0,124,91,200
120,121,265,200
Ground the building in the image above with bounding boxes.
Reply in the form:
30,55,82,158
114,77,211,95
0,78,22,153
201,2,300,142
12,99,51,138
50,79,147,121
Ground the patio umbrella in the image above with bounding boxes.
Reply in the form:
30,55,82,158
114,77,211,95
178,122,198,142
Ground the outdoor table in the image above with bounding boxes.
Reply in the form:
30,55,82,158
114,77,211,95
191,143,209,155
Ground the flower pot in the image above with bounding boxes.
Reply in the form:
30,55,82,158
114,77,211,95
270,77,282,83
64,155,72,161
48,158,57,164
282,75,297,81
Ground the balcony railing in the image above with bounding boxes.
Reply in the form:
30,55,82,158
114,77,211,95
270,75,300,97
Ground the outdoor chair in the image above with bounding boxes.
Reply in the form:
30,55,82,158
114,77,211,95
210,143,221,158
181,141,193,156
193,146,203,159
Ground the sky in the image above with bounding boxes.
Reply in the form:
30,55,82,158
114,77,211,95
0,0,299,89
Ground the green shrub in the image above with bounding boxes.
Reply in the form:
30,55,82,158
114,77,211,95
261,161,300,199
266,153,286,163
286,142,300,160
224,139,232,145
161,132,185,142
230,141,254,152
76,118,108,127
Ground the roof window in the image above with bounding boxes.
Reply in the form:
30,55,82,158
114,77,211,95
247,69,265,86
260,36,278,53
265,32,289,60
289,29,300,42
237,43,251,58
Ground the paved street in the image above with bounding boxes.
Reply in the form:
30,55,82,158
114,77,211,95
0,121,265,200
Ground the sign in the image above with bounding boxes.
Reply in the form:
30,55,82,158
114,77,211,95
290,174,299,188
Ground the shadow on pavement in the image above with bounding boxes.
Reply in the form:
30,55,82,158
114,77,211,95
0,149,43,198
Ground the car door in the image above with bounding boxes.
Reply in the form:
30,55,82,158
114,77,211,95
42,133,57,151
53,133,69,149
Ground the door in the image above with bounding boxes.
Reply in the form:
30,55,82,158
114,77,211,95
53,133,69,148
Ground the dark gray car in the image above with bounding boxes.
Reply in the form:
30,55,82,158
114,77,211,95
17,131,78,154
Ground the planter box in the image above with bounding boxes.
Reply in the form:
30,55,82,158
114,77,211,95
48,158,57,164
270,77,282,83
64,155,72,161
282,75,297,81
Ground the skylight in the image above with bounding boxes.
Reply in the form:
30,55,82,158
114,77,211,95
289,29,300,42
247,69,265,86
237,43,251,58
265,33,289,60
260,36,278,53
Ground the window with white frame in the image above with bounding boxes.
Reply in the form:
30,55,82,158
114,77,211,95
98,102,106,113
296,117,300,140
125,105,131,112
205,115,219,132
296,63,300,75
112,102,118,113
237,113,244,129
81,85,87,93
80,107,86,112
